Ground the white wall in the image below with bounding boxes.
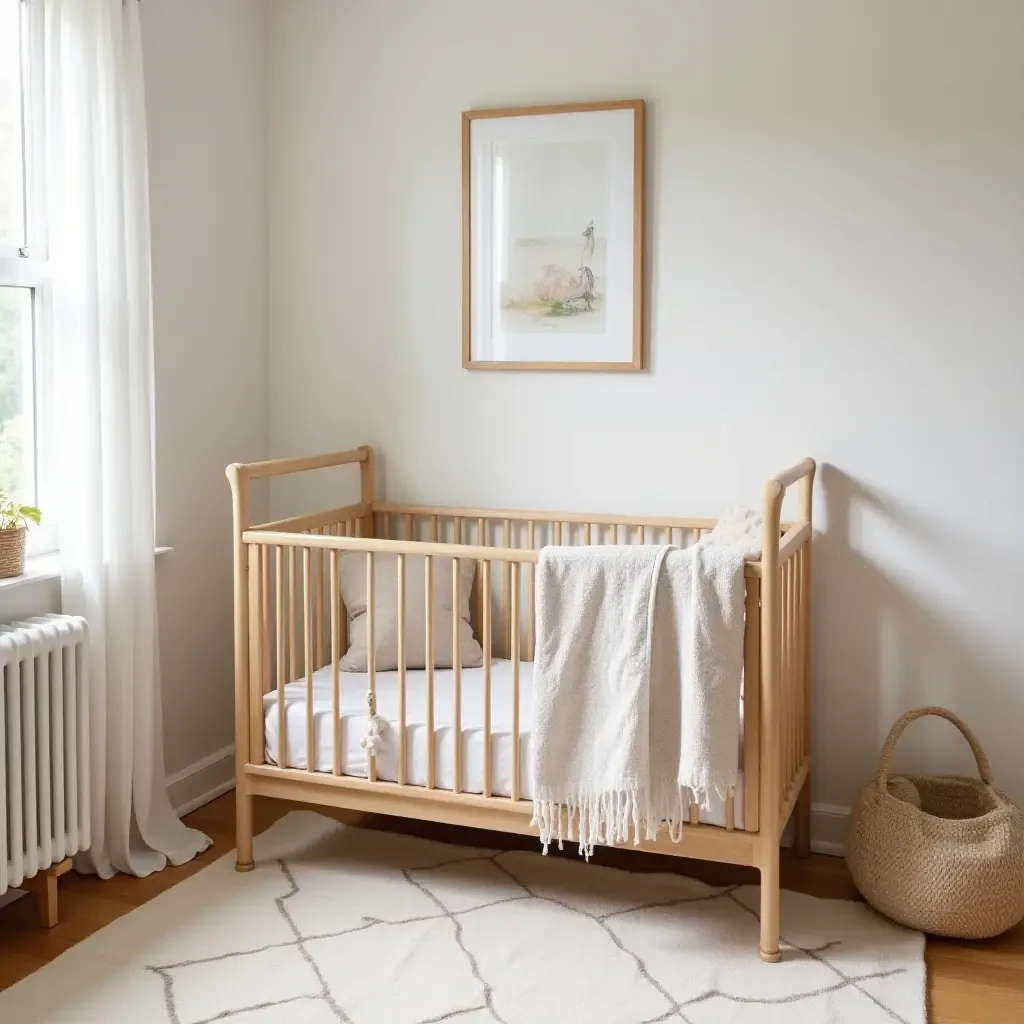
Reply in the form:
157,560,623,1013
143,0,268,798
266,0,1024,822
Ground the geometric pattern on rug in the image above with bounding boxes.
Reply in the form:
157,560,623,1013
0,812,925,1024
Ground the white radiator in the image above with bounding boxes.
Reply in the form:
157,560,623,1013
1,614,90,896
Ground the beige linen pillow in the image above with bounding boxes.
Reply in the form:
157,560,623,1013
339,553,482,671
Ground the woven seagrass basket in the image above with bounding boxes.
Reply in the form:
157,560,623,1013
847,707,1024,939
0,526,27,578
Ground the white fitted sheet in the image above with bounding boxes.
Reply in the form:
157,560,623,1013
263,660,744,829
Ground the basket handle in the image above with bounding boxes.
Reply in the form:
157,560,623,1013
876,706,992,796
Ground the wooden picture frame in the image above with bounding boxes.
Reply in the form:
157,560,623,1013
462,99,645,372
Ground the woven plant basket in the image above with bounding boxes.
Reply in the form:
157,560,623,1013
847,706,1024,939
0,526,26,578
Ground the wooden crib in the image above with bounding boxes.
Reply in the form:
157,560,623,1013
226,447,815,962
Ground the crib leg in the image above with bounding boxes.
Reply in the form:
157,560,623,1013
235,784,255,872
794,774,812,859
758,843,781,963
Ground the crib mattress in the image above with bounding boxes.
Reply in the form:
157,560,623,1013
263,660,745,830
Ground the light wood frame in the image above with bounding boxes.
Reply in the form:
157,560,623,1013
462,99,645,372
227,447,815,962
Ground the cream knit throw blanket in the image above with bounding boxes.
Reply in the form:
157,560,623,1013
531,519,753,857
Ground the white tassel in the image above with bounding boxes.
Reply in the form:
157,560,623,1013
360,690,388,759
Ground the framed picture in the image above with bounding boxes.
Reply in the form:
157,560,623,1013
462,99,645,371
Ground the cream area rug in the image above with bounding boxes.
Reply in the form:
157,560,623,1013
0,811,925,1023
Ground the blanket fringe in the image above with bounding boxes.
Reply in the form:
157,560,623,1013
533,779,738,859
532,787,644,859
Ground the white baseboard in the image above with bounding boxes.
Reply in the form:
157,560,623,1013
808,803,851,857
780,803,850,857
166,744,236,817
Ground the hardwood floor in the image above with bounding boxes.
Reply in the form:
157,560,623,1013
2,792,1022,1022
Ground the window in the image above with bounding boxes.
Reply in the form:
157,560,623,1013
0,0,53,552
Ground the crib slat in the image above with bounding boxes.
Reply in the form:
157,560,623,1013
314,528,324,669
689,802,699,826
510,561,520,802
725,793,735,830
482,559,492,798
476,518,486,630
793,558,799,780
452,558,462,794
584,522,591,545
788,558,797,789
783,558,789,794
383,511,391,540
743,577,761,833
304,549,314,772
803,547,810,763
781,560,789,803
430,515,438,543
331,550,341,776
277,548,286,768
799,546,808,763
554,521,562,545
261,544,270,693
790,561,798,782
794,548,802,765
527,521,536,661
502,519,511,659
425,554,435,789
405,512,414,541
637,525,644,544
367,551,377,783
289,547,297,681
248,545,265,764
398,553,407,785
340,522,350,655
783,559,791,804
792,556,801,777
454,516,462,545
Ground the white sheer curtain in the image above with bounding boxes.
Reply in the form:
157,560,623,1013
45,0,210,878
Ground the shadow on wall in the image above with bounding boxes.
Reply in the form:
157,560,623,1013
815,465,1021,807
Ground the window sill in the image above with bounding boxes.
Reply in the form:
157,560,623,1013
0,547,174,594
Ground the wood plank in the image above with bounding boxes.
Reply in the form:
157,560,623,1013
251,503,370,535
239,446,369,481
247,545,264,764
743,577,761,833
243,529,764,577
18,859,72,928
245,767,759,866
375,501,718,532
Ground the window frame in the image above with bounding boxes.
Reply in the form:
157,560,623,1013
0,0,57,555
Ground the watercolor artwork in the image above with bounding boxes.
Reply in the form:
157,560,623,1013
497,140,609,334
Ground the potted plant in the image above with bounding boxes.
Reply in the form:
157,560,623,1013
0,495,41,578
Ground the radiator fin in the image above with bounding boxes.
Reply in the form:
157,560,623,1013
1,614,89,894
